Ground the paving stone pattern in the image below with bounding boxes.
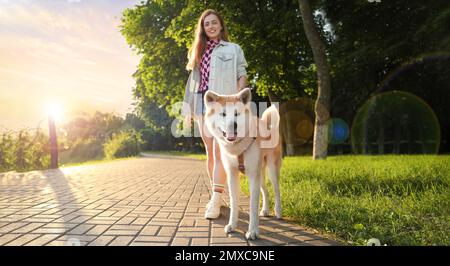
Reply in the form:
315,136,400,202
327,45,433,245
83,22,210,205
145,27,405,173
0,156,339,246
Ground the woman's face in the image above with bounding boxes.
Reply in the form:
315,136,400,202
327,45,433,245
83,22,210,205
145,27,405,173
203,14,222,41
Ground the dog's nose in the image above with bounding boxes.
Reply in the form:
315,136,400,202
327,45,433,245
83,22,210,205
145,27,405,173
233,122,238,131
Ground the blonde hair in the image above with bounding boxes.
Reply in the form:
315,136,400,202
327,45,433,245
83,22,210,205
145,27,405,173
186,9,229,70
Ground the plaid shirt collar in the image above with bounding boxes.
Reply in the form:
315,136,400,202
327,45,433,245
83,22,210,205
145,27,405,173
198,39,221,92
206,39,220,48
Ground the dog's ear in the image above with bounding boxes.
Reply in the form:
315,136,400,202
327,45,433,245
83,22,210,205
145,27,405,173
204,90,219,105
238,87,252,105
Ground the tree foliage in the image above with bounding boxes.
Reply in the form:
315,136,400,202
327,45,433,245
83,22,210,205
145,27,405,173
321,0,450,152
120,0,320,105
120,0,450,153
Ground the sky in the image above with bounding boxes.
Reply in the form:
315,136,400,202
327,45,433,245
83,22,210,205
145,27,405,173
0,0,142,130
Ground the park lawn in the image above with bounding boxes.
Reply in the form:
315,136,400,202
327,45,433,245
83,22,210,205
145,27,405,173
240,155,450,246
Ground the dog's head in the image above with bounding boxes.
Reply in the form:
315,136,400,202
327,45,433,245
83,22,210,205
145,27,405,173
204,88,255,144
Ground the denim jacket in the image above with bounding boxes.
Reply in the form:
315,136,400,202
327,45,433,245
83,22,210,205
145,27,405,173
182,40,247,117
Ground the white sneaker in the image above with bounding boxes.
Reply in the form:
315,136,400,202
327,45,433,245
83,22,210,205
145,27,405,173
205,198,226,208
205,192,222,219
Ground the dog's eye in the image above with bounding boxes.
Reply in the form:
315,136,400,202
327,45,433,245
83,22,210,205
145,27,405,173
220,112,226,117
234,111,239,117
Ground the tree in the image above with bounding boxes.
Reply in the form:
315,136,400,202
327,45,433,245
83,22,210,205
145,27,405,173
120,1,187,108
120,0,449,154
62,111,124,145
298,0,331,159
321,0,450,153
120,1,322,152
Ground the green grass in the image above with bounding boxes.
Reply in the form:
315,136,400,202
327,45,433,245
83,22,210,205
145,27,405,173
240,155,450,246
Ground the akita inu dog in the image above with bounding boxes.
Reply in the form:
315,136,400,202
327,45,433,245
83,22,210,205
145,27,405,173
203,88,282,240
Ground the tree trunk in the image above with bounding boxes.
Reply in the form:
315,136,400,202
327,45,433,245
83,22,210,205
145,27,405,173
298,0,331,160
48,117,58,169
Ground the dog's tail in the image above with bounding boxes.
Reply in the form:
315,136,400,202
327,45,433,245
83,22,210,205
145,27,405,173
259,105,280,146
261,105,280,131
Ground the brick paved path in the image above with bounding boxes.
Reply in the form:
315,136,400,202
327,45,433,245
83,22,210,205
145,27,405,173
0,155,339,246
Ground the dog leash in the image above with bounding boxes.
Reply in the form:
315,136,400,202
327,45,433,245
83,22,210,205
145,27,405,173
237,137,257,175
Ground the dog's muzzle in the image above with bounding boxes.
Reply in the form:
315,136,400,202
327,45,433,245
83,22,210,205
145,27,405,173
222,130,237,142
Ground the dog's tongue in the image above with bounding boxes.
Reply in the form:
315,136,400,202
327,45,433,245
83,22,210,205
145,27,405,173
226,133,237,142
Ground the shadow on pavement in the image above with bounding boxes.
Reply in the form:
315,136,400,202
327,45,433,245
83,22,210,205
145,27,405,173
42,168,88,246
211,206,337,246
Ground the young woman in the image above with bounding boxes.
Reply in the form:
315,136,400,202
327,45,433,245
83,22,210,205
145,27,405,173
183,9,248,219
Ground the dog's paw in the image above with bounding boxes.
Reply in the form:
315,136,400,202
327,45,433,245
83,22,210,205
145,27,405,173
259,209,270,217
275,208,282,219
224,224,237,234
245,229,259,240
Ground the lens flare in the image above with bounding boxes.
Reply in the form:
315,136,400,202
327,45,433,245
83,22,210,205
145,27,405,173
351,91,440,154
279,98,316,146
327,118,349,145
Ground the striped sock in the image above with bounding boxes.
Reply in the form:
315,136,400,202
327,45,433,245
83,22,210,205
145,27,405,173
213,183,225,193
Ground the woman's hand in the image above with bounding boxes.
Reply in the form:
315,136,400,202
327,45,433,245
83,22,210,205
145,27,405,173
184,114,193,126
237,76,247,91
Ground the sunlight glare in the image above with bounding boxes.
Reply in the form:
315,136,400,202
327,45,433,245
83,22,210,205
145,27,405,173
46,102,64,122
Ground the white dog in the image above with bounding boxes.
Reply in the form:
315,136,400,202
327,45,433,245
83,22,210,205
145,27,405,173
203,88,282,240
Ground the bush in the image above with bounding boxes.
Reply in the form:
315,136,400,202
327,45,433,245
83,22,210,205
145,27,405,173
104,131,142,159
60,137,104,164
0,129,50,172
